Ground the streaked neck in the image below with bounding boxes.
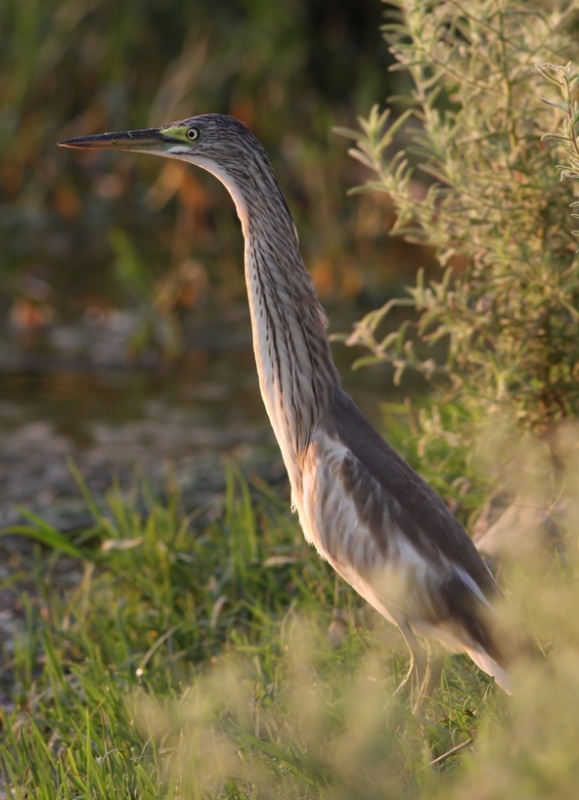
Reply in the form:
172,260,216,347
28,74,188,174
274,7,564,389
195,150,339,479
243,199,339,465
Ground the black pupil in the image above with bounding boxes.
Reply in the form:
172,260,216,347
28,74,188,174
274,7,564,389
188,129,197,140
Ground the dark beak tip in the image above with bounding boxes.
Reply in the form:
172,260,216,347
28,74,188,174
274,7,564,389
56,128,165,150
57,137,104,150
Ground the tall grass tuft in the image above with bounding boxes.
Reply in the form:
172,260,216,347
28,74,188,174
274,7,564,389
2,456,579,797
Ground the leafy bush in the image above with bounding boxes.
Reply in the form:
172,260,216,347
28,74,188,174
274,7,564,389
340,0,579,447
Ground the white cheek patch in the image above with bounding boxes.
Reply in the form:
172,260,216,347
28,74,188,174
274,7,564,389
167,146,195,156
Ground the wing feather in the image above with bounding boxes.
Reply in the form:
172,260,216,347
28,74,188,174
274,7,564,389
295,394,509,688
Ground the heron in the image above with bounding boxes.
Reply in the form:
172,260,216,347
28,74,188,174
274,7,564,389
59,114,510,701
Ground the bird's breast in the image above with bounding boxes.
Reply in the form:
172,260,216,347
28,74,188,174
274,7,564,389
296,433,389,572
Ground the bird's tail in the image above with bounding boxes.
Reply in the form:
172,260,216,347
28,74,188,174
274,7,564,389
465,646,512,694
440,568,513,692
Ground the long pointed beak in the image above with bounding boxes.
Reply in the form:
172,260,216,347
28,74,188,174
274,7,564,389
58,127,170,151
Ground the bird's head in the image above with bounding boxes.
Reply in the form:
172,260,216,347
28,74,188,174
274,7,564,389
59,113,277,227
59,113,257,164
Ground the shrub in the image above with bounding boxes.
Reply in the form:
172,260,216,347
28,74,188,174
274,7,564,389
340,0,579,454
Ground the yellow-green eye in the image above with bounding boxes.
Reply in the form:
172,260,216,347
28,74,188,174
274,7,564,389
186,127,200,141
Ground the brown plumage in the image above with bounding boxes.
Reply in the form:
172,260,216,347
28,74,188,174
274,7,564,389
59,114,511,696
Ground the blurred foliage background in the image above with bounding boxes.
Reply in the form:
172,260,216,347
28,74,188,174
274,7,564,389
1,0,406,332
1,0,424,532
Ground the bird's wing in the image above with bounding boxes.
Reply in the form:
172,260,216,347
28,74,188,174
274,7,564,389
295,389,508,674
326,388,498,598
298,429,461,628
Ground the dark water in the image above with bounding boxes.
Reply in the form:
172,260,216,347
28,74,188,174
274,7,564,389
0,300,403,529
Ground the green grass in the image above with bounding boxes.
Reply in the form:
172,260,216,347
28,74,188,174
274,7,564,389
1,465,579,798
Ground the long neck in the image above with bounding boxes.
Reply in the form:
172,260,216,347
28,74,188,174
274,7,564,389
234,166,340,482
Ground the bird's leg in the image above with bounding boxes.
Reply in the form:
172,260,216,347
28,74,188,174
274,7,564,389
420,644,442,697
391,624,440,714
393,623,427,701
412,641,437,715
